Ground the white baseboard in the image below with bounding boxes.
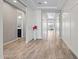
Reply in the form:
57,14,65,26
3,38,18,46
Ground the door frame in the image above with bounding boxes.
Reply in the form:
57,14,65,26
17,10,24,38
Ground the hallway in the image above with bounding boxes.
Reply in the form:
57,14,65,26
0,0,78,59
4,31,76,59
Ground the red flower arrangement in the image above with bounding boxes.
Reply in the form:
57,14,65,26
32,25,37,30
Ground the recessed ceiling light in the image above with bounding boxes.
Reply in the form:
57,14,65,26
44,1,47,4
18,16,22,19
13,0,17,3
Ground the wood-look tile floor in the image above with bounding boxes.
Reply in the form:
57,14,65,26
4,31,76,59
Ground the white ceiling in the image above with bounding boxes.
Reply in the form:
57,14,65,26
5,0,67,11
4,0,26,12
21,0,67,10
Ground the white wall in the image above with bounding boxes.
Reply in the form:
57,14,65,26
42,12,48,40
35,10,42,39
3,2,17,43
26,8,42,42
0,0,3,59
55,13,60,37
0,13,3,59
26,7,34,42
23,12,26,40
62,0,78,56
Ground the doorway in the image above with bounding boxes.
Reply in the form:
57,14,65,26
17,10,24,38
41,10,60,40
